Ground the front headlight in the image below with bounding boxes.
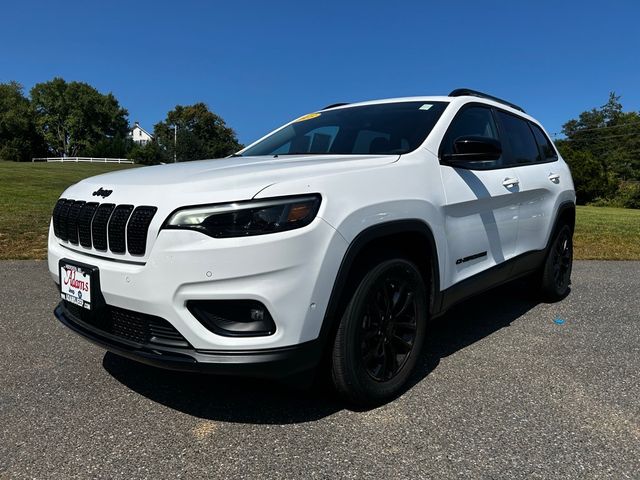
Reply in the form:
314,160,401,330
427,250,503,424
163,194,321,238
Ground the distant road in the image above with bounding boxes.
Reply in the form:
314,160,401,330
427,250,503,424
1,260,638,479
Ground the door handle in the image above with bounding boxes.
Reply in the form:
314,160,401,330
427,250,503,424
502,177,519,187
548,173,560,183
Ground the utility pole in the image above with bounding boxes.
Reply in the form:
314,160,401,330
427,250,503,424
173,124,178,163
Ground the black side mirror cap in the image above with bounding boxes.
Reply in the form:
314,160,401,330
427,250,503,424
442,136,502,163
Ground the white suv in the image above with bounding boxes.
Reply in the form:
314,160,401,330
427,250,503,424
49,89,575,405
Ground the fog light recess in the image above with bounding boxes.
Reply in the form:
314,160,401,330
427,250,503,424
187,300,276,337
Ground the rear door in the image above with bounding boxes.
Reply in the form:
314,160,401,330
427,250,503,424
495,112,563,255
439,104,521,287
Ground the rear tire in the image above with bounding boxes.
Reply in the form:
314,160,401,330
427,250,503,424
539,224,573,301
330,258,428,406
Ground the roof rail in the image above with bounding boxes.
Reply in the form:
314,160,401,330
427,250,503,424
448,88,525,113
322,102,350,110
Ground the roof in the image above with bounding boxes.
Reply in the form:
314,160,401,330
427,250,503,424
319,94,534,122
131,123,153,138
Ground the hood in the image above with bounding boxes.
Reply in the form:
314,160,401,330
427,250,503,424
54,154,398,262
64,154,399,204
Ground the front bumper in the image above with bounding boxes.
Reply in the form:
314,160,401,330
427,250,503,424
49,217,348,352
55,303,323,377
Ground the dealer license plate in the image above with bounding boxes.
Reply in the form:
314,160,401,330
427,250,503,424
60,261,93,310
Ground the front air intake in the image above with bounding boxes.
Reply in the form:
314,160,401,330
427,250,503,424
62,301,190,348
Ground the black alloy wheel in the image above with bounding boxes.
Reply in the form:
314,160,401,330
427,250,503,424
360,271,419,382
552,227,572,291
331,258,428,406
540,224,573,301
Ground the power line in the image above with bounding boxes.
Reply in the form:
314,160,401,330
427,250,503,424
558,141,640,153
593,150,640,155
562,149,640,157
550,122,640,137
554,132,640,142
556,133,640,147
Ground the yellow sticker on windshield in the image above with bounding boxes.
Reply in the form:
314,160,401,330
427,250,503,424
294,112,321,122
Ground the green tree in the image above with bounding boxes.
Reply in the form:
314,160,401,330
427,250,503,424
154,103,241,162
558,92,640,206
30,78,129,157
0,81,45,161
128,140,165,165
557,145,613,204
87,135,132,159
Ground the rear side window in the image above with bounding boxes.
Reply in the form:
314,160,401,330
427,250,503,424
441,106,503,169
496,111,540,164
530,123,558,161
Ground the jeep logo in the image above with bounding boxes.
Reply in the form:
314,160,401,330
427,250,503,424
92,187,113,198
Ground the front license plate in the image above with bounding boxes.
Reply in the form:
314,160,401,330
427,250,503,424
60,261,93,310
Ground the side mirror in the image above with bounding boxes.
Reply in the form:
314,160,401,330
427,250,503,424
442,136,502,163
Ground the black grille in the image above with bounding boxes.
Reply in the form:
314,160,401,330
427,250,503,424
127,206,157,255
63,301,190,348
52,199,157,256
108,205,134,254
111,308,148,344
66,200,85,244
91,203,115,251
77,202,99,247
57,200,73,242
52,199,66,238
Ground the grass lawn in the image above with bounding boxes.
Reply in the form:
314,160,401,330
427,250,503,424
574,205,640,260
0,161,137,260
0,161,638,260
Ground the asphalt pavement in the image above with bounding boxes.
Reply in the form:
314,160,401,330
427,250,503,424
1,260,638,479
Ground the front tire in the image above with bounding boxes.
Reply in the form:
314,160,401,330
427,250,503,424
330,258,428,406
539,224,573,301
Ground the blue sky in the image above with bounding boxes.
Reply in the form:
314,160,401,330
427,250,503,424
1,0,638,144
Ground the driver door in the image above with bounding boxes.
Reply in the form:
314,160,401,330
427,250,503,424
438,105,520,288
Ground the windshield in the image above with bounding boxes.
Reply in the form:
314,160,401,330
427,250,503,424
240,101,448,157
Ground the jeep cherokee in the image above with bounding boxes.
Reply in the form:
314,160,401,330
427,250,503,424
49,89,575,405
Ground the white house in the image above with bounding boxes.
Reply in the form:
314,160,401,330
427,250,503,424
129,121,153,145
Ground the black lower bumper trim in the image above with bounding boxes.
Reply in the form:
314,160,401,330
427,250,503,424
54,303,322,377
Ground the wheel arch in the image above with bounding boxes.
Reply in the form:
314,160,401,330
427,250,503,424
316,219,441,353
547,201,576,249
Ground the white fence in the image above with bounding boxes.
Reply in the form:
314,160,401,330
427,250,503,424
32,157,134,164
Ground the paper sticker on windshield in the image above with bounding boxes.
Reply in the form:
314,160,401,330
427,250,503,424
294,112,321,122
419,104,433,111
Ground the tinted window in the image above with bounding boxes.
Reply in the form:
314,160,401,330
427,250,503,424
530,123,558,161
497,111,540,164
271,126,339,154
441,106,503,169
354,129,390,153
241,101,448,156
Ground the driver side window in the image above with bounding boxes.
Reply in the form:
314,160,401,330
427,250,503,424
441,106,503,169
